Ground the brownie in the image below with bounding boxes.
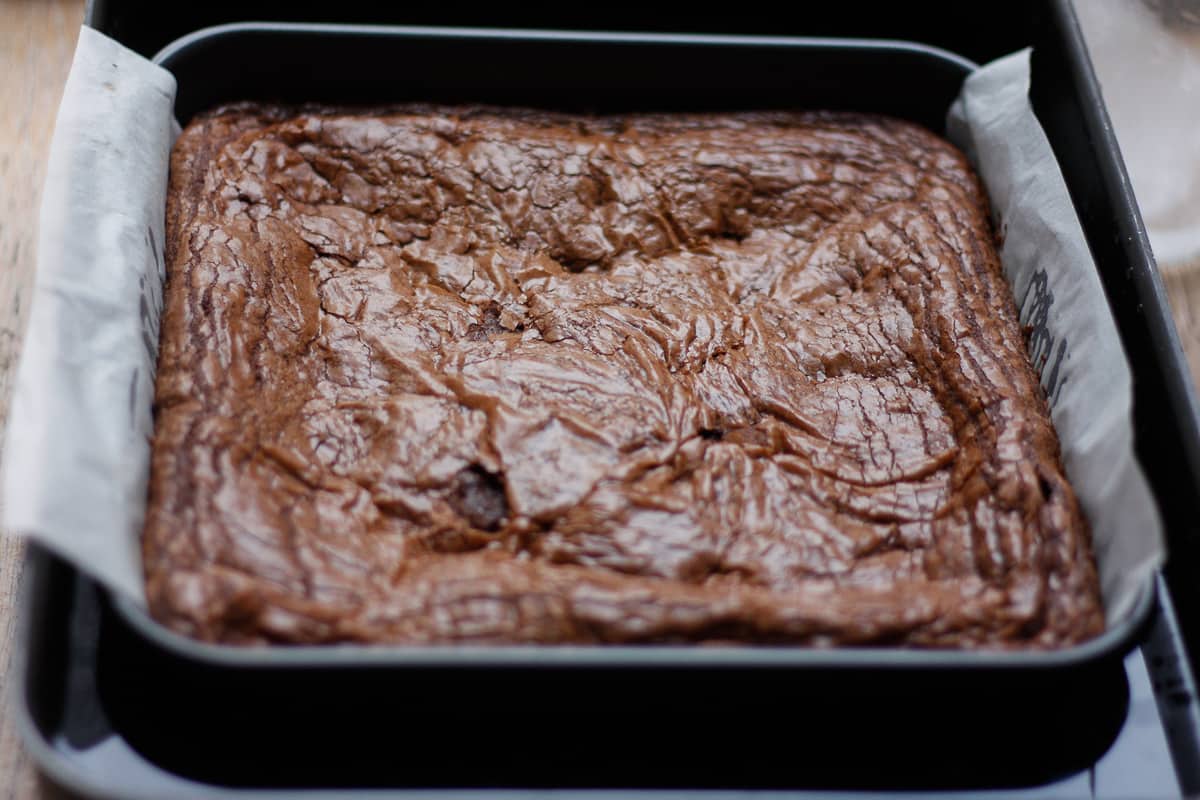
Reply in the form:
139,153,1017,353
144,104,1105,647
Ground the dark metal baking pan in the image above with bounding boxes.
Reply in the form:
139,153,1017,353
49,20,1152,788
76,0,1200,700
18,0,1200,789
118,21,1156,669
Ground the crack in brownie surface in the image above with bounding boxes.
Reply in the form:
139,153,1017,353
144,104,1104,647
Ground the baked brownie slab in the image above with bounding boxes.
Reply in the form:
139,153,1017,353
145,105,1104,647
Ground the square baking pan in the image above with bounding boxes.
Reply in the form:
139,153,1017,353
123,21,1159,667
17,1,1200,791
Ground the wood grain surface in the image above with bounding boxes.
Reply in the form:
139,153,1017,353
2,3,1200,798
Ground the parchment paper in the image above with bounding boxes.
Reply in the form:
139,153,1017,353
1,31,1163,625
948,50,1163,622
2,27,175,600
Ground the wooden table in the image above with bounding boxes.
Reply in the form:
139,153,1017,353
4,3,1200,797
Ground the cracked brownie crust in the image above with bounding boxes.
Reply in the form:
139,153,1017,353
144,104,1105,647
